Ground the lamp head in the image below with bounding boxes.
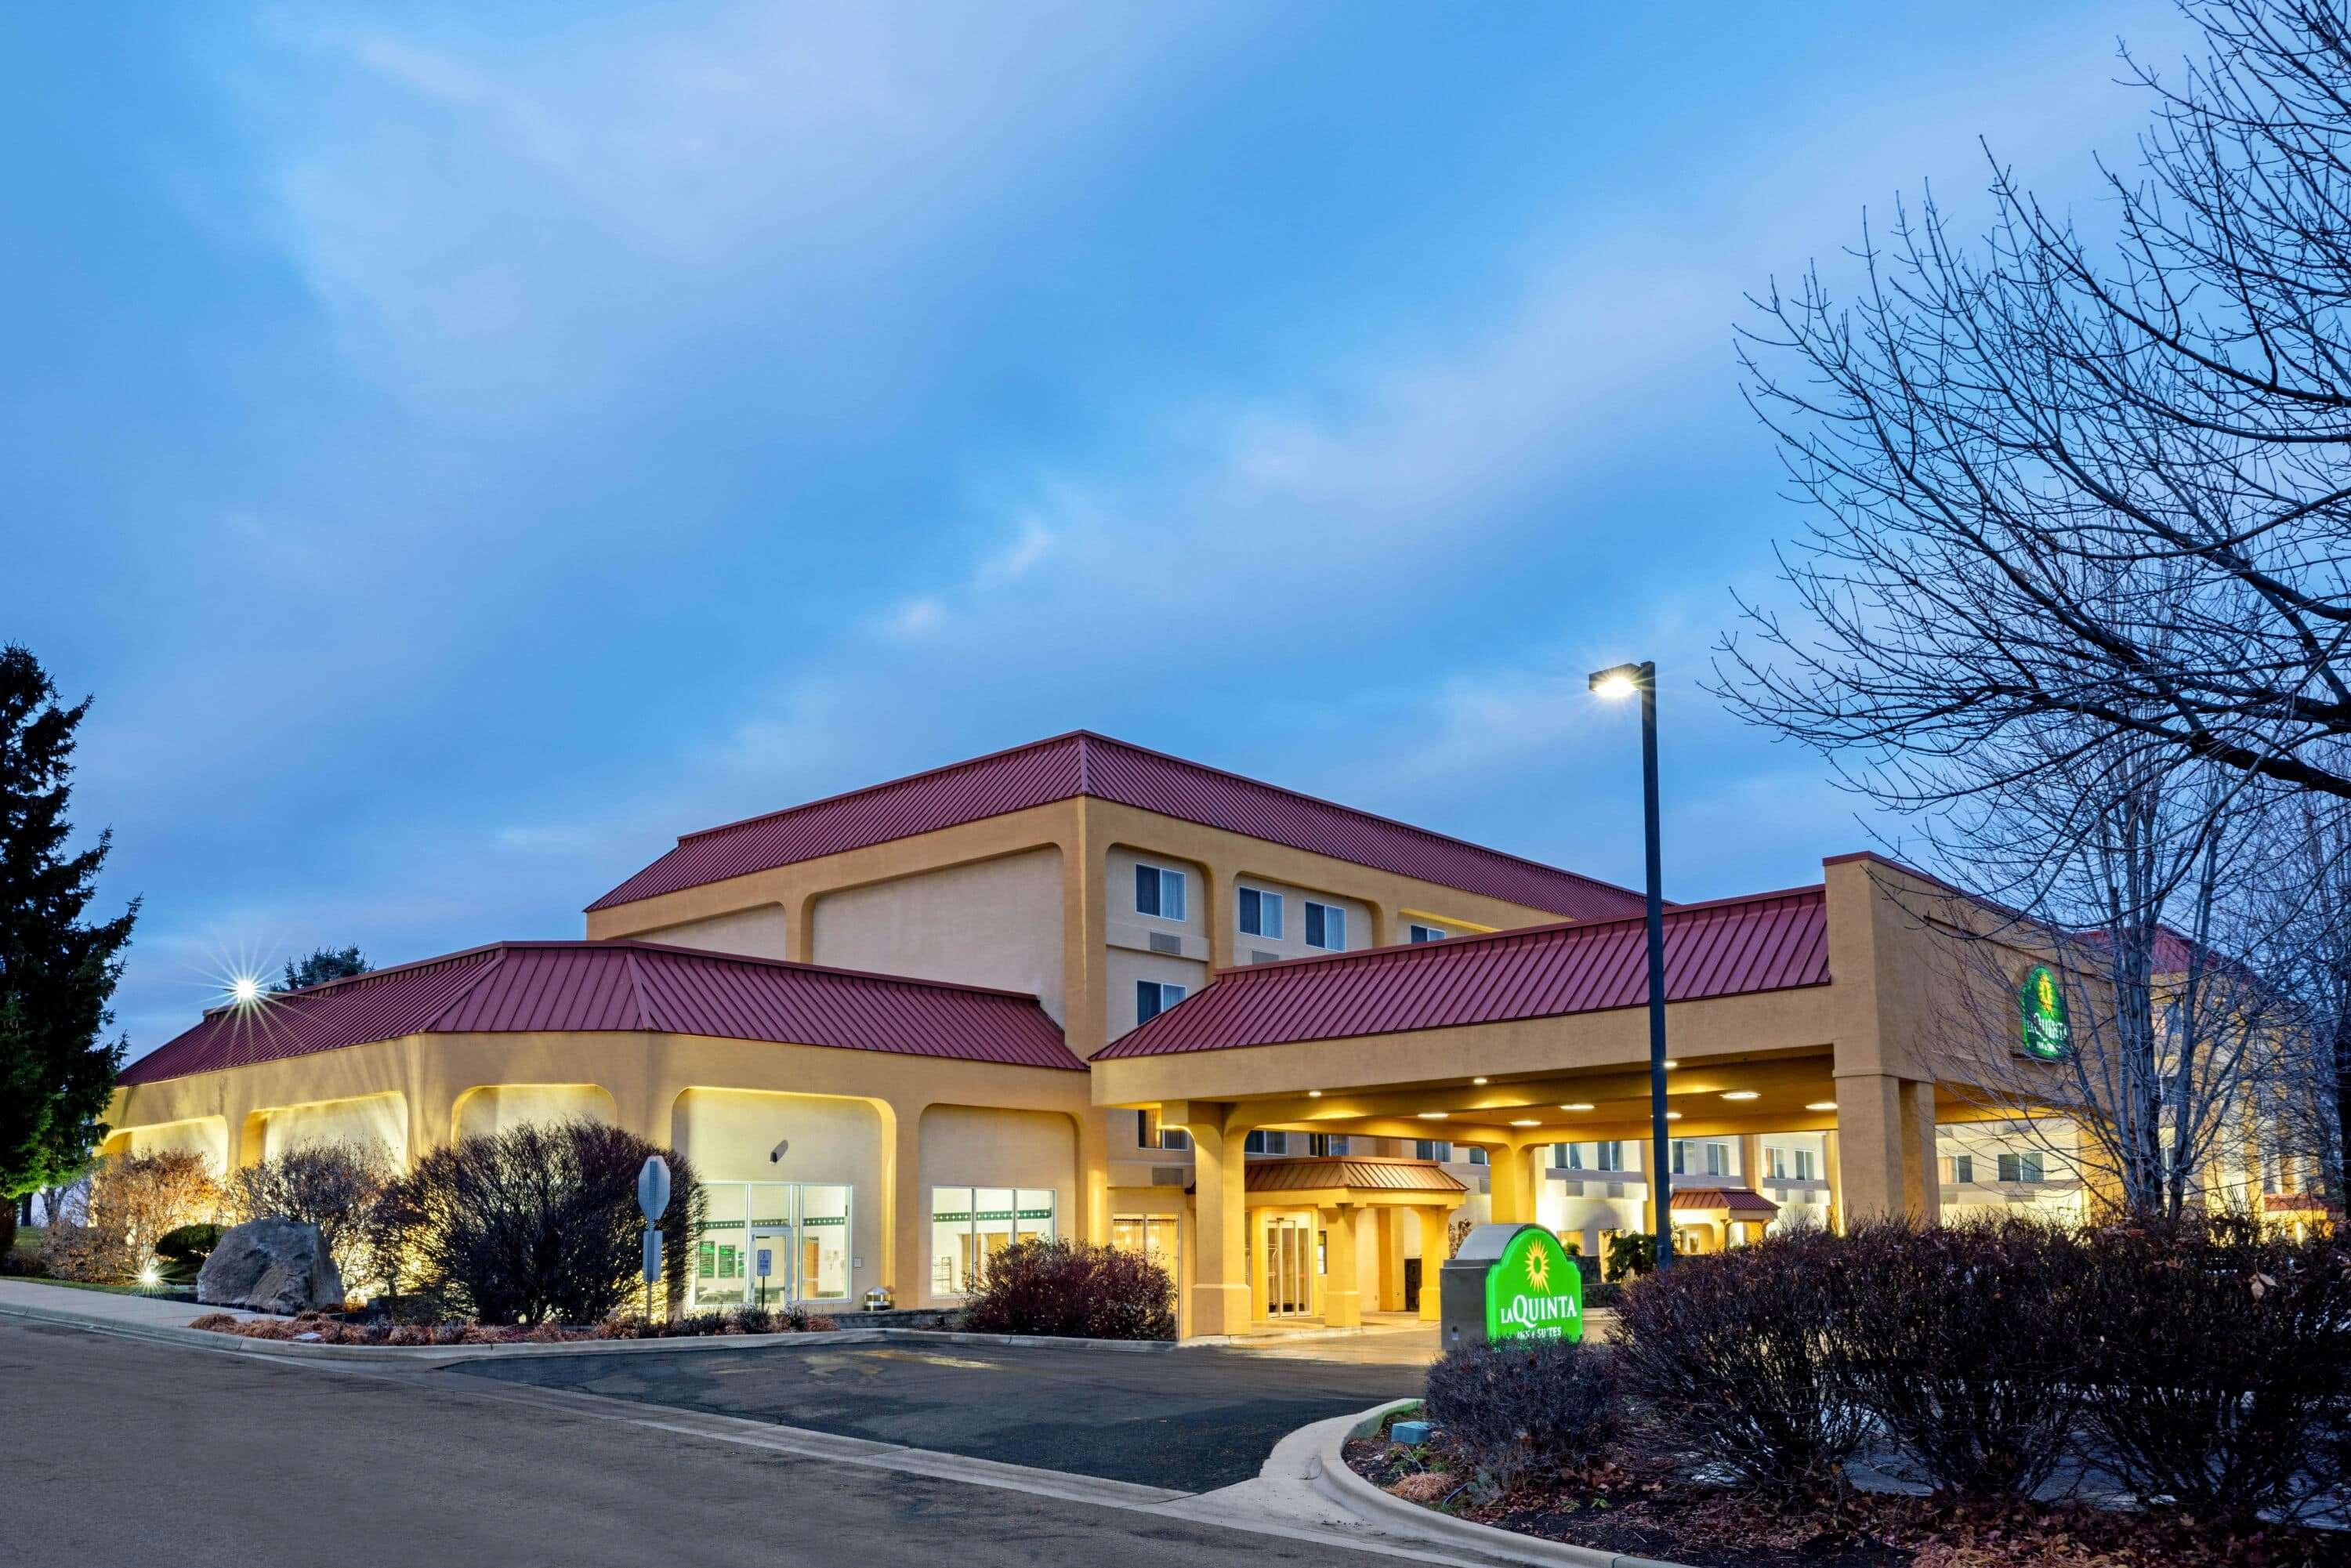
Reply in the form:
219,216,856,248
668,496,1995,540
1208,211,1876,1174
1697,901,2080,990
1588,662,1648,701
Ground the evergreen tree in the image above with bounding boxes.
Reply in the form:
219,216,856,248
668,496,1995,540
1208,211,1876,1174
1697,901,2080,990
278,945,370,992
0,646,136,1258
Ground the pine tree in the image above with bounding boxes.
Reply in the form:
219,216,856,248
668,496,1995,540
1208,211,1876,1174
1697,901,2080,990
277,945,370,992
0,645,136,1259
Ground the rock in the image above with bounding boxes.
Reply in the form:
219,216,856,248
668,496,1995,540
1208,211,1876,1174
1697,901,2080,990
196,1218,343,1314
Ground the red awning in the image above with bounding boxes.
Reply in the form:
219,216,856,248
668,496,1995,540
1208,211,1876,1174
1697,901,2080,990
1669,1186,1781,1219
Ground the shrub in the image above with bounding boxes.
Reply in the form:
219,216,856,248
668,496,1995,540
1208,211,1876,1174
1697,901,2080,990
225,1139,393,1291
2066,1215,2351,1522
1423,1336,1617,1494
154,1222,223,1284
371,1120,704,1326
1611,1232,1868,1494
41,1150,222,1281
962,1238,1176,1340
1603,1231,1654,1282
1822,1215,2083,1498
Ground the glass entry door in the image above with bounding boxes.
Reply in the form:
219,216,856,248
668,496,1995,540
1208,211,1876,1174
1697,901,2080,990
749,1183,794,1309
1264,1220,1311,1316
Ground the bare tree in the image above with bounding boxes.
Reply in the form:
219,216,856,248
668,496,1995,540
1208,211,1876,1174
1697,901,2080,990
2240,794,2351,1191
1722,0,2351,805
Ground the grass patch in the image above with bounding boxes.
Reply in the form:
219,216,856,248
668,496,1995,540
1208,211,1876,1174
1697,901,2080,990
6,1274,195,1303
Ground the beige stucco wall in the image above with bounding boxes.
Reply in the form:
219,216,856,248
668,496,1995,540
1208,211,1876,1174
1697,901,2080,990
810,847,1066,1020
672,1088,889,1300
110,1116,230,1175
635,904,791,961
917,1105,1077,1199
454,1084,618,1140
257,1094,408,1164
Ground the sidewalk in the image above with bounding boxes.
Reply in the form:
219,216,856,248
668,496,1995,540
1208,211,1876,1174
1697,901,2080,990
0,1276,264,1330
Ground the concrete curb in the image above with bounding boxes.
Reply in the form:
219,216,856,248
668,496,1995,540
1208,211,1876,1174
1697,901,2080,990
0,1296,1176,1363
1309,1400,1695,1568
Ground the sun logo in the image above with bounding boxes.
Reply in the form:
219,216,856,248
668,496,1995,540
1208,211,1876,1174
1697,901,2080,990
2036,971,2057,1013
1524,1244,1551,1293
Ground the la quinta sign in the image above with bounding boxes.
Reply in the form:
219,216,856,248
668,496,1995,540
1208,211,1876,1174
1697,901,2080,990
2019,965,2070,1061
1439,1222,1584,1349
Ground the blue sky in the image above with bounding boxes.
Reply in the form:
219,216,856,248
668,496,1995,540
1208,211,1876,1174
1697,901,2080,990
3,3,2200,1063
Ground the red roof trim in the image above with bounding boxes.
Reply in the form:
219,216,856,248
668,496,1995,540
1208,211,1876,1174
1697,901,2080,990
585,732,1647,919
124,940,1083,1086
1096,885,1831,1059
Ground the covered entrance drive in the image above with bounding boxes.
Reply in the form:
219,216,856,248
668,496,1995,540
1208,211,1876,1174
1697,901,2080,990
1095,856,2035,1338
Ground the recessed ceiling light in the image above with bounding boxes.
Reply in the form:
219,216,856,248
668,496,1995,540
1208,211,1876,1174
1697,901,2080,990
1665,1111,1683,1121
1806,1101,1838,1112
1561,1103,1596,1112
1662,1059,1679,1070
1306,1090,1323,1098
1721,1091,1759,1102
1473,1077,1489,1085
1509,1118,1541,1128
1417,1111,1449,1120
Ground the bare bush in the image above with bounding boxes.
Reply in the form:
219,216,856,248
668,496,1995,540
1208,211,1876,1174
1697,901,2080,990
41,1150,221,1281
225,1139,394,1290
962,1238,1176,1340
1422,1336,1616,1494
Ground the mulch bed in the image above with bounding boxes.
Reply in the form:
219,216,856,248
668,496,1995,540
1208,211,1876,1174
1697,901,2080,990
1343,1421,2351,1568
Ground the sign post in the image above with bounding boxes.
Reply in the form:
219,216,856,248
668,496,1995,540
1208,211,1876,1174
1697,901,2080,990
638,1156,671,1323
1439,1222,1583,1352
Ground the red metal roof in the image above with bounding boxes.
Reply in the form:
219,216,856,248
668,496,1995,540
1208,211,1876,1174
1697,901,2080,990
1096,885,1831,1059
1244,1156,1469,1194
1670,1186,1781,1219
585,731,1647,920
118,941,1084,1086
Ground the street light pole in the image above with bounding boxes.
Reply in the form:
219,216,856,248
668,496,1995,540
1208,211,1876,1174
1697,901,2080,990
1591,660,1672,1273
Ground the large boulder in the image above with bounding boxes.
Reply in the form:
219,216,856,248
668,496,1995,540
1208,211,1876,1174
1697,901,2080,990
197,1218,343,1314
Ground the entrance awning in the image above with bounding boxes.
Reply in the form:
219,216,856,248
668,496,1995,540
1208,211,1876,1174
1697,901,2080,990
1669,1186,1780,1219
1246,1156,1467,1194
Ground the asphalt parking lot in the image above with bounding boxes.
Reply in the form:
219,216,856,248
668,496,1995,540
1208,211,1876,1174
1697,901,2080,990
457,1337,1422,1490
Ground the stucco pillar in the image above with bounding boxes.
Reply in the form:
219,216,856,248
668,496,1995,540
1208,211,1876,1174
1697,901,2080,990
889,1103,926,1304
1076,1108,1110,1246
1486,1141,1536,1225
1822,1130,1843,1233
1738,1133,1764,1190
1377,1207,1407,1311
1414,1204,1451,1321
1248,1209,1272,1321
1320,1205,1360,1327
1900,1081,1940,1223
1175,1103,1250,1337
1833,1074,1907,1223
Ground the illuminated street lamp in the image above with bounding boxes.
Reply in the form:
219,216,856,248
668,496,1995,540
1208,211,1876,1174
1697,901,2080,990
1589,659,1672,1273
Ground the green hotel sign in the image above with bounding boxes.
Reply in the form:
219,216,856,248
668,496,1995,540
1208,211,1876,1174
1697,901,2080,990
1440,1222,1583,1348
2020,965,2070,1060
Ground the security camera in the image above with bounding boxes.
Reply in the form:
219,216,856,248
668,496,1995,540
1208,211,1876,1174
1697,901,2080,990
768,1139,790,1164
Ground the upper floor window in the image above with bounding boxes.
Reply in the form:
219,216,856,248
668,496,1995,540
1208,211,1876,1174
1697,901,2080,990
1768,1147,1818,1181
1306,1133,1348,1157
1135,863,1187,922
1594,1140,1625,1171
1244,1130,1291,1155
1238,886,1285,939
1555,1143,1581,1170
1466,1146,1488,1166
1670,1139,1727,1177
1305,900,1347,951
1137,1108,1191,1152
1136,980,1186,1023
1407,923,1447,943
1413,1139,1452,1162
1998,1151,2045,1184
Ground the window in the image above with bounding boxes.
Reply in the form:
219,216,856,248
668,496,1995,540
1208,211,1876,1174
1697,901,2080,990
930,1186,1056,1296
1949,1153,1973,1184
1138,1108,1191,1151
1795,1149,1816,1181
1238,886,1285,939
1594,1141,1625,1171
1244,1130,1291,1155
1305,900,1347,951
1306,1133,1349,1157
1670,1140,1726,1178
1135,980,1186,1023
1768,1147,1789,1180
1407,923,1447,943
1556,1143,1581,1170
1134,863,1187,922
1998,1152,2044,1184
1467,1146,1489,1166
1413,1139,1452,1161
